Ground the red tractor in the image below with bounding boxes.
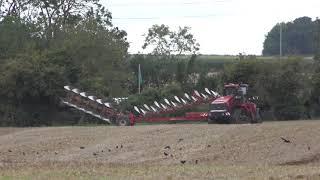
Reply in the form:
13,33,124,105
208,83,261,124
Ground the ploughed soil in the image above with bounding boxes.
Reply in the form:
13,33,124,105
1,120,320,179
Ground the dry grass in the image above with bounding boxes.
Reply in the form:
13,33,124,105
0,120,320,179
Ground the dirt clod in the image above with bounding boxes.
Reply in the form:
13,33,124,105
281,137,291,143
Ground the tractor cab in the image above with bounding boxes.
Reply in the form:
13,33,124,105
224,83,248,96
224,83,248,101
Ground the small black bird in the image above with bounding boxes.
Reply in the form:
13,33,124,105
116,146,119,149
207,145,211,148
195,160,198,164
164,152,169,156
178,138,184,142
55,152,58,155
164,146,171,149
8,150,12,152
108,149,111,152
281,137,291,143
180,160,186,164
308,146,311,150
93,152,98,156
120,145,123,148
80,146,85,149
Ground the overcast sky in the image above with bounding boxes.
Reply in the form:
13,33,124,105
101,0,320,55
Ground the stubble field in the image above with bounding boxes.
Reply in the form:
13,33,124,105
1,120,320,179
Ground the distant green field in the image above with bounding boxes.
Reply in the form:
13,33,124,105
180,54,315,73
196,54,314,61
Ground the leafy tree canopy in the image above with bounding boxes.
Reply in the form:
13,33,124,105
142,24,200,56
263,16,317,56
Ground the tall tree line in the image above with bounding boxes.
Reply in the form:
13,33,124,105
263,16,320,56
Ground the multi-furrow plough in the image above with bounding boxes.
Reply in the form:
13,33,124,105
61,86,220,126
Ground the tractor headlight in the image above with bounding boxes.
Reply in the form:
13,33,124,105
222,112,230,116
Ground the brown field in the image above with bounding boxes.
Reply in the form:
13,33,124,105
1,120,320,179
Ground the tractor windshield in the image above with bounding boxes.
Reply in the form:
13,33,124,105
210,103,227,111
224,87,238,96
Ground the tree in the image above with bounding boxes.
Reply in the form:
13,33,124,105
314,18,320,61
0,16,38,60
33,0,112,42
263,17,315,56
0,51,70,126
0,0,130,126
142,24,200,56
171,26,200,55
0,0,31,18
142,24,171,56
0,0,113,44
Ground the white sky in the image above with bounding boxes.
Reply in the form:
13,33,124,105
101,0,320,55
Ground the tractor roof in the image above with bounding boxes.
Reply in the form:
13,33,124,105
224,83,239,88
224,83,249,88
